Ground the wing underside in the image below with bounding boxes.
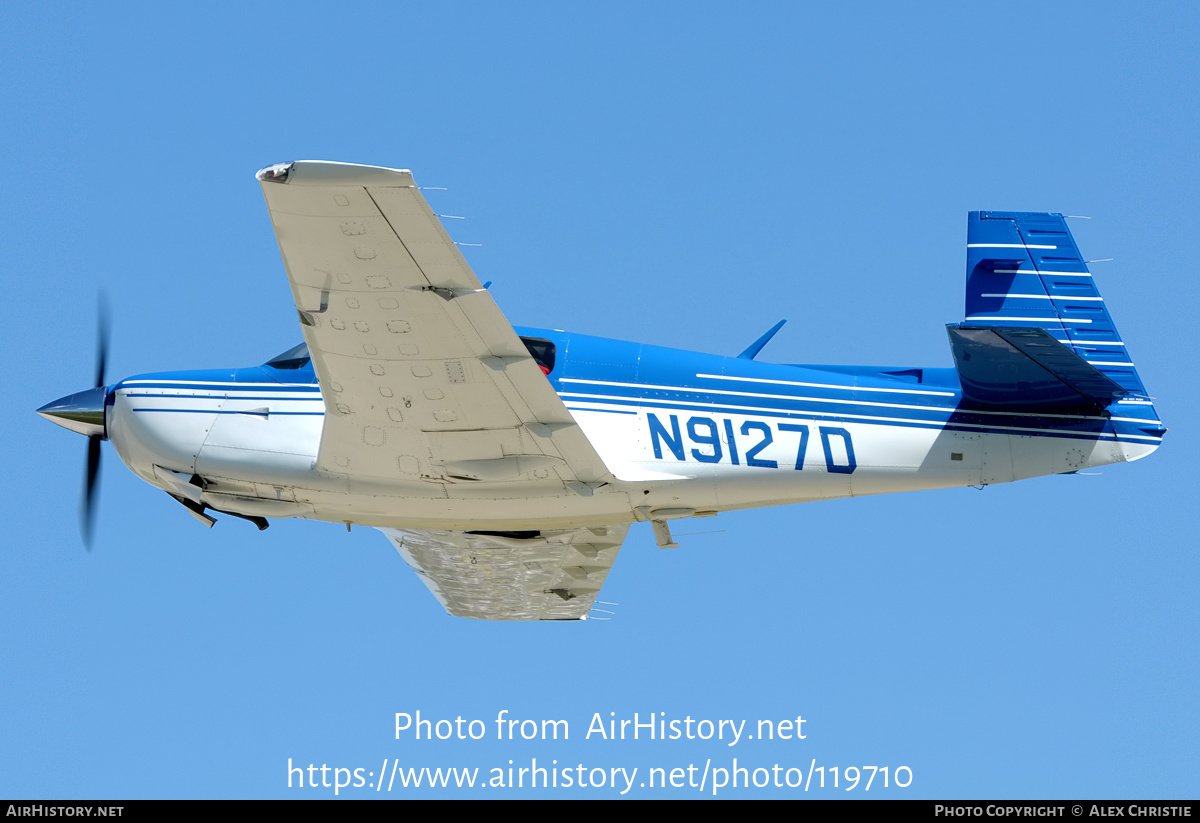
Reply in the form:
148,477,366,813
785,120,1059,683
256,160,611,488
257,161,626,620
380,524,629,620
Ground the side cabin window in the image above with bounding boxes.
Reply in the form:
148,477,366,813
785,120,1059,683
265,342,311,370
520,337,556,376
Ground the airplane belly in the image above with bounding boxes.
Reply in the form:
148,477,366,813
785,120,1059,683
298,485,636,530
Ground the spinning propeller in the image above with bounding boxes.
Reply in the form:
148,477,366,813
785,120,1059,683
37,298,110,548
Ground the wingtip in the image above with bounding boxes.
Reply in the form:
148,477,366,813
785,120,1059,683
255,161,294,183
258,160,414,187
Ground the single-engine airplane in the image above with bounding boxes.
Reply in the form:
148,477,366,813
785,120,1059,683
38,161,1166,620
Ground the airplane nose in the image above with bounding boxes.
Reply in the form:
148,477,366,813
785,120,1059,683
37,386,108,438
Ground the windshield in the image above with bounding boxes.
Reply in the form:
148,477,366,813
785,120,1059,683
265,342,311,370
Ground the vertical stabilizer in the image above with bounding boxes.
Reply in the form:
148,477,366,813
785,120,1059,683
962,211,1147,399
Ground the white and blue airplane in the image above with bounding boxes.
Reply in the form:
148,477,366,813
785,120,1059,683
38,161,1166,620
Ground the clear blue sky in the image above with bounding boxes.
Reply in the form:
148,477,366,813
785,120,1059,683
3,1,1197,798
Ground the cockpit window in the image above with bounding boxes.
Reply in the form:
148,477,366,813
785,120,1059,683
520,336,556,376
265,342,311,370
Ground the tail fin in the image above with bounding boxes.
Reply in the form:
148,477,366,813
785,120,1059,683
949,211,1153,411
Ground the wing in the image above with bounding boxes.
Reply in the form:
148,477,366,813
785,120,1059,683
256,161,611,487
380,523,629,620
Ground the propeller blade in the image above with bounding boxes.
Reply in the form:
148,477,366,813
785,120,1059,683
93,294,110,389
83,295,109,549
81,433,102,549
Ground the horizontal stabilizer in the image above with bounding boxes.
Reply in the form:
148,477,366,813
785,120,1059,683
947,325,1128,410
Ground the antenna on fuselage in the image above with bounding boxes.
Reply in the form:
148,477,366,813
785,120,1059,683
737,319,787,361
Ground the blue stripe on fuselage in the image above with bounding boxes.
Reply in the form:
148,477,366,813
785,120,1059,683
515,326,1162,444
115,333,1163,445
114,363,320,395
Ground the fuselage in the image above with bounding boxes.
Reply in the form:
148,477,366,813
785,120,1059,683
100,325,1165,532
